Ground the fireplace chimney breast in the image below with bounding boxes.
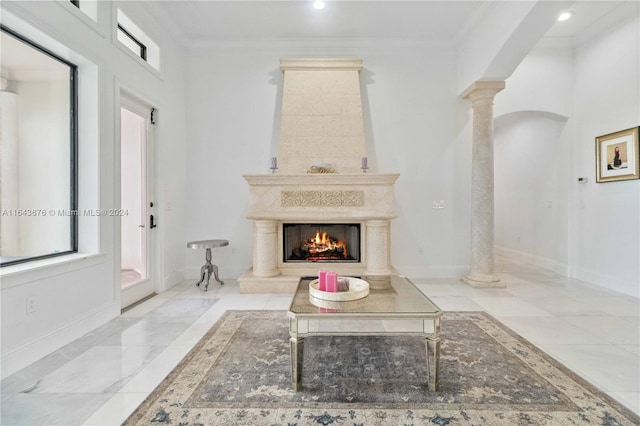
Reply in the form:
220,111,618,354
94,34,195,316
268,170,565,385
278,58,366,174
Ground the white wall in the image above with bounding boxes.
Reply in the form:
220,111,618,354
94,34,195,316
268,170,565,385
495,47,574,119
185,43,471,279
0,1,187,377
493,11,639,298
570,14,640,297
494,112,568,272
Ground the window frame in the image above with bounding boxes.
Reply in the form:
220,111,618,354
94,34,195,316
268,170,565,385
117,23,147,62
0,25,79,267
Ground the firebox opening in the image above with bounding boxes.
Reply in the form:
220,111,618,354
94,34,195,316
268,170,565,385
283,223,361,263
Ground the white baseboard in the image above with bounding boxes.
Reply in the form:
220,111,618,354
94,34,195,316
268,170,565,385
164,269,185,290
495,246,569,277
1,302,119,379
184,267,246,281
394,265,469,279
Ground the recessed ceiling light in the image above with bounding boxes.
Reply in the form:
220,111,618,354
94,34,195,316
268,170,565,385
313,1,325,10
558,11,572,22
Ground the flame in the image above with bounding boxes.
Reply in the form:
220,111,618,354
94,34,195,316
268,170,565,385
304,230,348,258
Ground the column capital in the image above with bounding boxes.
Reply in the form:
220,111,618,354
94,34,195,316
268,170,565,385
462,81,505,103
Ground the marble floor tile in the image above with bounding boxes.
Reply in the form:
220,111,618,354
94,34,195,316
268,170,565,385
101,316,201,347
3,260,639,425
118,345,192,393
618,345,640,356
506,285,570,301
563,316,640,345
524,296,609,316
496,272,532,286
455,286,515,298
415,282,466,296
82,392,148,426
193,304,229,325
145,297,217,319
470,297,554,317
32,345,165,394
428,295,484,312
171,322,218,346
264,295,294,310
498,316,612,345
1,350,75,394
542,344,640,392
607,391,640,414
209,293,271,310
594,297,640,317
120,295,174,318
1,393,113,426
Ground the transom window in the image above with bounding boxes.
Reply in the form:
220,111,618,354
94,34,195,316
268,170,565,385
116,9,160,71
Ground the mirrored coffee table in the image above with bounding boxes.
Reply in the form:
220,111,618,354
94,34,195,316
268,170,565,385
287,275,442,392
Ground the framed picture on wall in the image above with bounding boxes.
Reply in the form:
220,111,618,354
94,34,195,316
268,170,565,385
595,126,640,183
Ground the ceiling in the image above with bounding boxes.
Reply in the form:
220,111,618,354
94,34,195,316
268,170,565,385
148,0,634,45
149,1,494,43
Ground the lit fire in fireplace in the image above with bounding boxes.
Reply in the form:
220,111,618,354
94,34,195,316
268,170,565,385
303,231,348,259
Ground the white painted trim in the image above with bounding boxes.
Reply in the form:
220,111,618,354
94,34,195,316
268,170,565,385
0,302,118,379
110,5,163,80
0,253,106,289
183,267,244,282
163,269,185,291
121,279,154,309
117,90,157,308
394,265,469,279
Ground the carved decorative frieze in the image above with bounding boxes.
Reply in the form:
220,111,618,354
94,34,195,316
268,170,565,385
281,190,364,207
301,191,322,206
281,191,301,206
322,191,343,206
342,191,363,206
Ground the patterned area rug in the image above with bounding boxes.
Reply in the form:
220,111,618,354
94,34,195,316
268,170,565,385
124,311,639,425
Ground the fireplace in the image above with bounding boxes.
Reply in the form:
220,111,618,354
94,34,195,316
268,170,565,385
238,58,399,293
283,223,361,263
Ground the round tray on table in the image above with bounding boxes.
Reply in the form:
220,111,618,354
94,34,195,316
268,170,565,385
308,277,370,302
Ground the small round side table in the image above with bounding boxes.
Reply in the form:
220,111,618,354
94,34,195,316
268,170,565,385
187,239,229,291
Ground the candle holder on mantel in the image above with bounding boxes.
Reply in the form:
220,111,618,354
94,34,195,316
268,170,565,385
270,157,278,174
361,157,369,173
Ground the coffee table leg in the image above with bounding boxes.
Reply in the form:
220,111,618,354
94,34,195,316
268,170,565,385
426,334,440,391
290,336,304,391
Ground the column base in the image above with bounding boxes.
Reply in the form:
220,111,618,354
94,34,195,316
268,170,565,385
462,273,504,288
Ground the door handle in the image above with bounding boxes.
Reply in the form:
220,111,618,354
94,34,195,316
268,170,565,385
138,224,145,228
150,214,157,229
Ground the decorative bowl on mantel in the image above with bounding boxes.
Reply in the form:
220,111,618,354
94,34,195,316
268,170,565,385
308,277,370,301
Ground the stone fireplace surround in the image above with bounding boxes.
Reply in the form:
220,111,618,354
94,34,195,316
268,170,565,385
238,173,399,293
237,58,399,293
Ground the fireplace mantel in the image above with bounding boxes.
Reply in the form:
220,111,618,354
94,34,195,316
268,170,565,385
244,173,399,221
238,173,400,293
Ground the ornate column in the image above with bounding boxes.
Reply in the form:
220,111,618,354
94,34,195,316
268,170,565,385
462,81,505,288
364,219,392,275
253,220,280,277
